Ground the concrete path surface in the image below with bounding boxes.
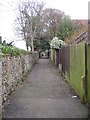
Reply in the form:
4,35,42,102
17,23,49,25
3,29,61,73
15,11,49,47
4,59,88,118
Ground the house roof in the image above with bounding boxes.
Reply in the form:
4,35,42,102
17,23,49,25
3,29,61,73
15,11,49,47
73,19,88,25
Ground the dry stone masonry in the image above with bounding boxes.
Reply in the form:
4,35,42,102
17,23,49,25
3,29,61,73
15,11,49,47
1,52,38,103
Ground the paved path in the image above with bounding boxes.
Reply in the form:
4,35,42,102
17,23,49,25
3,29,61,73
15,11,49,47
4,59,88,118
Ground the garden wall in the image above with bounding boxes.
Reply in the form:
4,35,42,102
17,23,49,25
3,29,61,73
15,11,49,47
2,52,39,102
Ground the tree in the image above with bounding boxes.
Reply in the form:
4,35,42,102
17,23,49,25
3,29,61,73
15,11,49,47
42,8,64,40
15,0,45,51
32,8,64,52
15,1,76,51
0,36,2,44
56,16,74,40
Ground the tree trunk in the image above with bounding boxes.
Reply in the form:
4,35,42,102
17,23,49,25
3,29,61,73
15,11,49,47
23,30,29,51
31,37,34,52
26,43,28,51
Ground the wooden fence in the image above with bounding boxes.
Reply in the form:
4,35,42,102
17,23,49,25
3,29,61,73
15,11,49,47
87,44,90,103
51,43,90,104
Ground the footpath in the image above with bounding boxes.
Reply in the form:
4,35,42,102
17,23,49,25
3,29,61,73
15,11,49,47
4,59,88,118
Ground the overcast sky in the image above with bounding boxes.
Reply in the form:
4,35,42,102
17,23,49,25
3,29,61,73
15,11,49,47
0,0,89,50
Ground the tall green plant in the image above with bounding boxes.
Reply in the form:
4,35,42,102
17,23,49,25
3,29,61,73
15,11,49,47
56,16,74,40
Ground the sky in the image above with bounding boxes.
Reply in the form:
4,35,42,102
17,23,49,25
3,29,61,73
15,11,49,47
0,0,89,50
45,0,89,19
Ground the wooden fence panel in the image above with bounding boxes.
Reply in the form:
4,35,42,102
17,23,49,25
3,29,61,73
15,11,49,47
87,44,90,103
52,43,90,103
70,43,86,102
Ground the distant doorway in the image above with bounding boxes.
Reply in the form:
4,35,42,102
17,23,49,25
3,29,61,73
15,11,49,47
40,51,49,59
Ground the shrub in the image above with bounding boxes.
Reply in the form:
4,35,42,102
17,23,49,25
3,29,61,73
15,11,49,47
50,37,65,49
1,44,27,56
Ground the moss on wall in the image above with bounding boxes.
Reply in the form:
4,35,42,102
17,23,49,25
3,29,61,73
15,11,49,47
70,43,86,102
52,43,90,103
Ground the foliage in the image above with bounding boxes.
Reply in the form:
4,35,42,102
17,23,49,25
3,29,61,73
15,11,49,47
0,36,2,44
56,16,74,40
15,0,65,51
50,37,65,49
34,37,50,51
1,44,27,56
42,8,64,39
15,1,81,50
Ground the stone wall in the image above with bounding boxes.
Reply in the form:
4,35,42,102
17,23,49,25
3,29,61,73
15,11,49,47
1,52,38,102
